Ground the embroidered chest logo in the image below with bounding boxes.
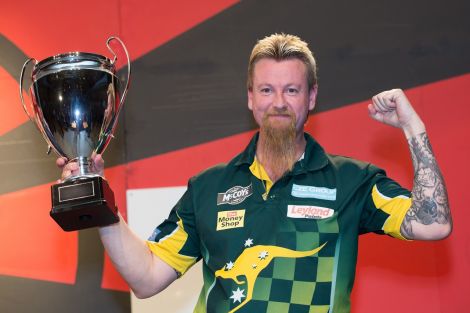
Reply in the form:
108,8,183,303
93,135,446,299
217,184,253,205
291,184,337,200
217,209,246,231
287,205,334,219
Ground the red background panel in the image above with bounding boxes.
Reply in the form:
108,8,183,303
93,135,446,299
0,0,239,62
0,1,121,61
0,162,130,289
0,183,78,284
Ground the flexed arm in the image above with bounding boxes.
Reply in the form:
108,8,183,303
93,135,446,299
368,89,452,240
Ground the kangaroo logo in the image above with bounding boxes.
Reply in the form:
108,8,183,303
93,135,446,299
215,243,326,313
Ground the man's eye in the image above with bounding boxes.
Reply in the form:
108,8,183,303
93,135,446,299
260,88,271,94
287,88,299,94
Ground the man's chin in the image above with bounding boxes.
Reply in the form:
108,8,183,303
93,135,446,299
264,119,293,130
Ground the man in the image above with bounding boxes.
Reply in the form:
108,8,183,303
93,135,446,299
58,33,452,313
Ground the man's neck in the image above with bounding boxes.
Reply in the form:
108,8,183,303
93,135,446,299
256,132,306,182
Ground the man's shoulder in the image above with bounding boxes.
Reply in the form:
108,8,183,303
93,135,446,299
325,153,385,176
185,136,253,190
327,153,370,168
192,163,230,180
190,155,245,184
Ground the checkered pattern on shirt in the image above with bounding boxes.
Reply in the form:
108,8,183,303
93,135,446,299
224,215,339,313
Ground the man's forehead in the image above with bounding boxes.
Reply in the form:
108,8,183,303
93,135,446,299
252,58,308,84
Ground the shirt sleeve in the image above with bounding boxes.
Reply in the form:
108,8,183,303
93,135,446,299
146,181,201,276
359,171,412,240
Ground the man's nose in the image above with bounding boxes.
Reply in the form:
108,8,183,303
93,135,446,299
273,91,287,109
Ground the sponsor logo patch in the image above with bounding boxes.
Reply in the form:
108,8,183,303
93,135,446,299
287,205,334,219
217,209,245,231
217,184,253,205
291,184,337,200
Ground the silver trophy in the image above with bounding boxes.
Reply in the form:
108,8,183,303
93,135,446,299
19,37,130,231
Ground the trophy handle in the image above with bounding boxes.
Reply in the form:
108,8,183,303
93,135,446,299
19,58,53,155
19,58,38,123
106,36,131,121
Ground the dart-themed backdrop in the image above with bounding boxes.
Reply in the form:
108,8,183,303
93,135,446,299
1,0,469,312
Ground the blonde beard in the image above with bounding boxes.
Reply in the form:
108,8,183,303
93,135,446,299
258,113,297,180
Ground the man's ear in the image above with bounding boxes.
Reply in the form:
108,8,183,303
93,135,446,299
247,89,253,110
308,84,318,111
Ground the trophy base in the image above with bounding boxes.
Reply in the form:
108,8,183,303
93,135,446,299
50,176,119,231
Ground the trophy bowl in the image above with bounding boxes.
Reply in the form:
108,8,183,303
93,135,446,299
20,37,130,231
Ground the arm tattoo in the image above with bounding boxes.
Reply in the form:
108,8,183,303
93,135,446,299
400,133,451,238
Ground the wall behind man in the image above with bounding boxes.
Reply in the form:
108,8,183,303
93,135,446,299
0,0,469,312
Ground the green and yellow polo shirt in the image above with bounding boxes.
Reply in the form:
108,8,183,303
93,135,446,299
147,132,411,313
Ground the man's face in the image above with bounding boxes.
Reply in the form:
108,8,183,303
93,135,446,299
248,58,317,134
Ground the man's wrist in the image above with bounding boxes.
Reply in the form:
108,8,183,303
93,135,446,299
402,117,426,139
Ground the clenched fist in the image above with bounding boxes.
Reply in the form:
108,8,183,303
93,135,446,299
368,89,426,138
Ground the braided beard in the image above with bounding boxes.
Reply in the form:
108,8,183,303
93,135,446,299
258,110,297,180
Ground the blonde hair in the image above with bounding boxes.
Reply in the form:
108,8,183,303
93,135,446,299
247,33,318,90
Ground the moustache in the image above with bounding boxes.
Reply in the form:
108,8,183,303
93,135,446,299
264,109,295,119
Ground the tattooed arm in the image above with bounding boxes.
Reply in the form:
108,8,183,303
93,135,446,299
400,132,452,239
368,89,452,240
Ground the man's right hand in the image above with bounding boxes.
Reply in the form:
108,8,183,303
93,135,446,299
56,154,105,182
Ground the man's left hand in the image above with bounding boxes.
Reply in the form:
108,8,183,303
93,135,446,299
368,89,426,138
